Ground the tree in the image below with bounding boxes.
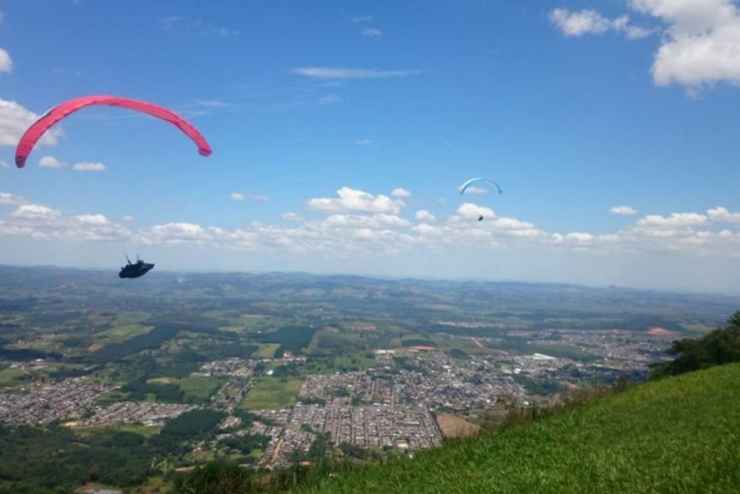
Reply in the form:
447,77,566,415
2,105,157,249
652,311,740,377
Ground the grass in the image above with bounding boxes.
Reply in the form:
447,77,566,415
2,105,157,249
97,323,153,344
241,377,304,410
0,367,27,386
77,424,161,438
255,344,281,359
292,363,740,494
178,376,226,402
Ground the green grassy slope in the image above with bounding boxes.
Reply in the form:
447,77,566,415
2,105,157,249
296,364,740,494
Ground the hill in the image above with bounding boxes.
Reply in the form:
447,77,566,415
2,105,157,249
291,363,740,494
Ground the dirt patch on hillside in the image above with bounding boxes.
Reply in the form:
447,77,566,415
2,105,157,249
648,327,678,338
436,414,480,439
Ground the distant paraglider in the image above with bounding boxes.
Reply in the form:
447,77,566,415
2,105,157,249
458,178,503,222
14,95,212,168
458,178,503,196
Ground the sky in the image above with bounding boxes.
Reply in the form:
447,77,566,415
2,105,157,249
2,0,740,293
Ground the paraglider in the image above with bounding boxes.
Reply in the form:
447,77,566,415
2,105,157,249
119,256,155,279
14,95,212,168
458,178,503,196
458,178,503,222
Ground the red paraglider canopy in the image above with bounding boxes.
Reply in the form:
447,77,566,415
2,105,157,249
15,95,212,168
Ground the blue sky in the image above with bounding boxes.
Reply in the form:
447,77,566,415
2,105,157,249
2,0,740,293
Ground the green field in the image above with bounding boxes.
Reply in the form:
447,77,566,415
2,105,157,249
97,323,153,344
0,367,27,386
241,377,303,410
178,376,226,402
255,344,280,359
294,363,740,494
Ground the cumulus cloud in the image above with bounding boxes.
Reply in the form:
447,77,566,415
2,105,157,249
415,210,436,222
391,187,411,199
550,8,653,39
637,212,707,227
707,206,740,223
0,99,60,147
75,214,109,225
456,203,495,220
632,0,740,89
292,67,420,80
610,205,638,216
0,48,12,73
231,192,245,201
0,192,23,205
555,1,740,90
39,155,64,169
308,187,403,214
72,162,106,172
11,204,60,219
362,28,383,38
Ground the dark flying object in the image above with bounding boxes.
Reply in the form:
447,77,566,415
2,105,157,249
119,257,155,279
478,215,484,222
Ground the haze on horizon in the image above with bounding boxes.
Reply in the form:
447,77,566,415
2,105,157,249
2,1,740,294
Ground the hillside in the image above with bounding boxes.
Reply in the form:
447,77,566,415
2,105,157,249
294,363,740,494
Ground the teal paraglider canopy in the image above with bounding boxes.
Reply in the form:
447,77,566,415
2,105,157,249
458,178,503,195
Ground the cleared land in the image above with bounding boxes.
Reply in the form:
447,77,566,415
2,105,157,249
295,363,740,494
241,377,303,410
435,415,480,439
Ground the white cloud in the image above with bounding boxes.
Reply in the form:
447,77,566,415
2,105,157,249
72,162,106,172
232,192,268,203
140,222,212,245
391,187,411,199
550,8,612,36
707,206,740,223
11,204,60,219
39,155,64,169
318,94,342,105
308,187,403,214
550,8,654,39
0,192,23,205
292,67,420,80
362,28,383,38
456,203,495,220
282,212,302,221
0,99,60,148
415,210,436,222
75,214,109,225
610,205,638,216
631,0,740,89
0,48,12,73
566,232,594,243
637,212,707,227
122,215,135,222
